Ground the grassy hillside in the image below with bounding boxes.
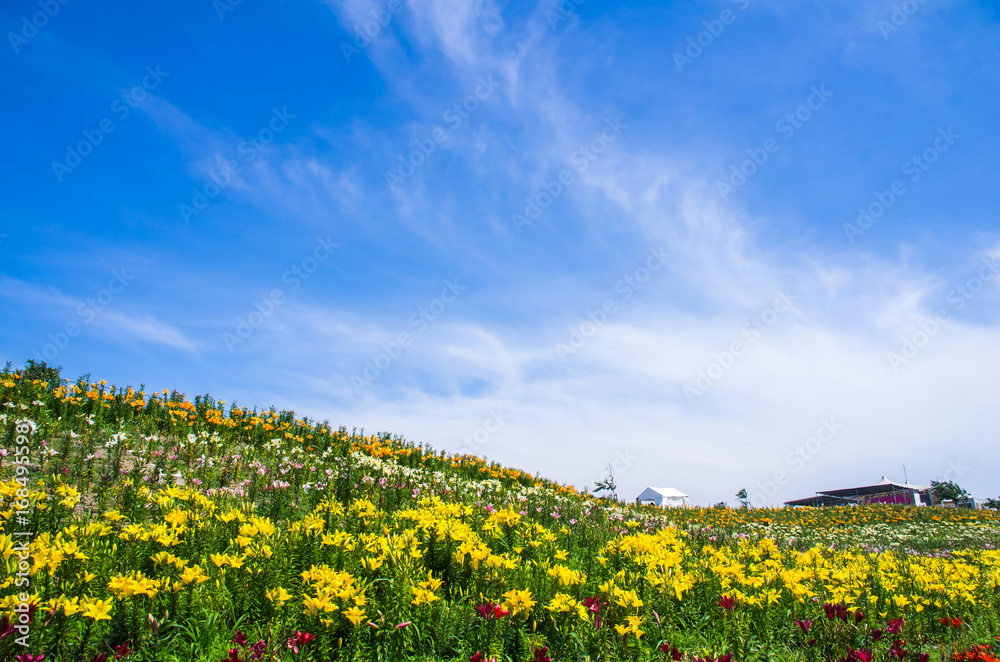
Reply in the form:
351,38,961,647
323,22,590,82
1,363,998,661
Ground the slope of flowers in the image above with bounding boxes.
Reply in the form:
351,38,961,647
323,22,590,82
1,365,999,662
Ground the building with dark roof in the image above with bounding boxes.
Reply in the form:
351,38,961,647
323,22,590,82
784,476,932,507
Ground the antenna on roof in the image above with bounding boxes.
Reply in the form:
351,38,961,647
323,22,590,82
903,464,908,484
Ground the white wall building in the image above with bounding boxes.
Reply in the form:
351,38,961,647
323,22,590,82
636,486,691,508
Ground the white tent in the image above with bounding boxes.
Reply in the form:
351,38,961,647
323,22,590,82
636,486,691,508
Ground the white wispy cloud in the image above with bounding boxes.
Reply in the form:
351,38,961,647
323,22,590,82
0,275,199,353
103,313,200,351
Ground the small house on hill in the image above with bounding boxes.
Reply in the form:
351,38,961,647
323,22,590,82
636,486,690,508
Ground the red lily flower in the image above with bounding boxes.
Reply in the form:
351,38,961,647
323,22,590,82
658,642,684,660
89,654,109,662
492,604,510,619
15,655,44,662
794,618,813,633
955,644,997,661
584,595,605,614
221,648,241,662
718,595,737,611
887,618,903,634
822,602,848,622
232,630,248,647
532,646,552,662
853,649,874,662
583,595,607,629
114,641,131,659
938,616,963,630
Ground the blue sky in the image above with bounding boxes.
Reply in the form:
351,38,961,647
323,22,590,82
3,0,999,506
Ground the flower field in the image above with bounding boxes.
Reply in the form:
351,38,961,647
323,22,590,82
1,364,999,662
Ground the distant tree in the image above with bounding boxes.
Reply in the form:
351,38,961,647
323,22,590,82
592,464,618,501
712,501,727,509
736,488,750,509
19,360,63,390
983,497,1000,511
931,480,969,503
